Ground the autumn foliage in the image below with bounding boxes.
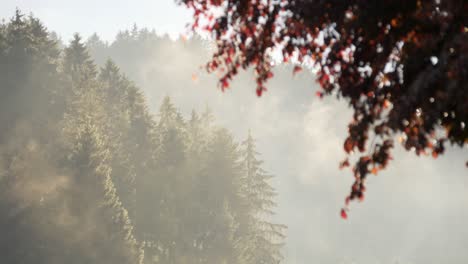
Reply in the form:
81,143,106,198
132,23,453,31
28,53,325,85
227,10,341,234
178,0,468,214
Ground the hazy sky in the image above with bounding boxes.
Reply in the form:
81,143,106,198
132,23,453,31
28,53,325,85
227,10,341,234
1,0,192,41
2,1,468,264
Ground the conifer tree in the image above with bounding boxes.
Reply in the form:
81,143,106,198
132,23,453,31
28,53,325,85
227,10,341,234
0,12,71,264
65,121,143,264
87,33,108,65
0,12,287,264
99,59,138,219
63,33,97,84
125,84,157,230
143,96,188,263
0,10,61,138
61,34,144,264
198,128,243,263
238,131,286,264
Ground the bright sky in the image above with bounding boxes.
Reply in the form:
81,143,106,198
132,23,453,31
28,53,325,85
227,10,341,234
0,0,192,41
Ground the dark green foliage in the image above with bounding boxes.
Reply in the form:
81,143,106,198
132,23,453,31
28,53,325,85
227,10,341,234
0,12,143,264
236,132,286,264
0,11,285,264
63,33,97,82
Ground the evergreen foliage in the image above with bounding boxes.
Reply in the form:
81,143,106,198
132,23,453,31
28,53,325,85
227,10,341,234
0,11,285,264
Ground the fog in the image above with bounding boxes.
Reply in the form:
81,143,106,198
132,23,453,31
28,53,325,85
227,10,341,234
1,1,468,264
86,32,468,264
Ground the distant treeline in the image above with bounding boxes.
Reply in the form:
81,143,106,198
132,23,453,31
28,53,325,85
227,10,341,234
0,11,285,264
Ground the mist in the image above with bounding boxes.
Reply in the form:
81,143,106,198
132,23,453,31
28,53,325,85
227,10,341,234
84,28,468,264
1,2,468,264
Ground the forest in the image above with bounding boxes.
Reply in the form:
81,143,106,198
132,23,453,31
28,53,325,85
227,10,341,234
2,0,468,262
0,12,286,264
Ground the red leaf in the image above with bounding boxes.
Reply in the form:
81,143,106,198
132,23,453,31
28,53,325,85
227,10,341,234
344,138,354,153
256,87,266,97
340,209,348,220
293,65,302,75
358,192,365,202
318,73,330,86
339,158,350,169
221,79,229,90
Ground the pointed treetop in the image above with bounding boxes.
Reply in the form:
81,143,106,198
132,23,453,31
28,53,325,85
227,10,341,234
87,32,108,49
101,59,120,77
63,33,96,78
131,23,139,38
13,8,23,24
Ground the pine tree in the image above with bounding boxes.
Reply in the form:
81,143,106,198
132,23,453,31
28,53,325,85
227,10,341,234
0,10,62,140
0,12,74,264
238,131,286,264
60,33,144,264
0,12,288,264
198,128,243,264
149,97,189,263
65,121,143,264
125,85,156,220
99,59,138,219
86,33,108,65
63,33,97,84
104,65,158,237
